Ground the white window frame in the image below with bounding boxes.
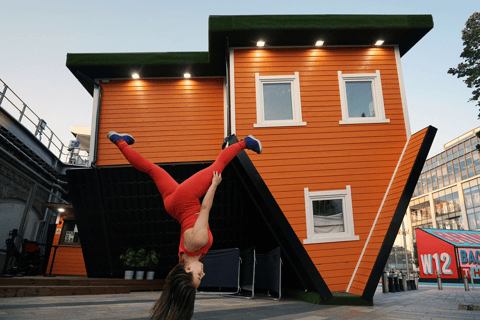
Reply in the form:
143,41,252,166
303,186,359,244
338,70,390,125
254,72,306,128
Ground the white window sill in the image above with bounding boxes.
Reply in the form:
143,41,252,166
303,234,359,244
254,121,307,128
339,119,390,125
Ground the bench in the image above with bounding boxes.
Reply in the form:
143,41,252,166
198,247,282,300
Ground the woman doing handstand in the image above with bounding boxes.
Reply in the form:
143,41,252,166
106,131,262,320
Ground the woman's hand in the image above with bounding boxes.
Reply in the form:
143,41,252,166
212,171,222,187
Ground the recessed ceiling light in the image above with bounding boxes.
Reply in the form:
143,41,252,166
315,40,324,46
257,41,265,47
132,73,140,79
184,73,191,78
58,208,65,212
375,40,384,46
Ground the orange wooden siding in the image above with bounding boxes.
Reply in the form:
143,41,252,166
96,78,225,166
348,128,428,295
233,47,407,292
46,215,87,276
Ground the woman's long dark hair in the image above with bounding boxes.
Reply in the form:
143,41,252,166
150,262,196,320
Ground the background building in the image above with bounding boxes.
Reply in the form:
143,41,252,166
0,79,88,276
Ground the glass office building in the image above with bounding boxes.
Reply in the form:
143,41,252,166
391,127,480,272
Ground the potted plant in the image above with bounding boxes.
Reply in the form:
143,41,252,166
119,247,136,279
146,250,159,280
135,248,148,280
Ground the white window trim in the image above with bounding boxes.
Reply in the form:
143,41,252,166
303,186,359,244
254,72,306,128
338,70,390,125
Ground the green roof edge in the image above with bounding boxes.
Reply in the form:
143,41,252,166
66,51,210,67
208,14,433,31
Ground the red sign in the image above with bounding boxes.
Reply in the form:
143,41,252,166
415,229,459,279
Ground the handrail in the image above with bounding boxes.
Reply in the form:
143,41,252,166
0,78,88,166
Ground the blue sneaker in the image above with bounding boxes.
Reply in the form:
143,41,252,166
107,131,135,145
243,135,262,154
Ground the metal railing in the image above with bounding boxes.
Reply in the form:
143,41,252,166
0,78,88,165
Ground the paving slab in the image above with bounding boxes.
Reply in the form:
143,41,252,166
0,284,479,319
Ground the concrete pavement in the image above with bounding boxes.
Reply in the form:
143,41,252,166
1,284,479,319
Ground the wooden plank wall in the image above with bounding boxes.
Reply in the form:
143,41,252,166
46,215,87,276
348,128,428,295
96,78,225,166
233,47,407,292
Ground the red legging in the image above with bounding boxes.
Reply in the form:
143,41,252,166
115,140,246,223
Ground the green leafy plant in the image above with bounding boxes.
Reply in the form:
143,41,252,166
119,247,136,269
135,248,149,270
147,250,159,270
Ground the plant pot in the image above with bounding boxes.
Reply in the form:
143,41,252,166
124,270,134,280
146,271,155,280
135,270,145,280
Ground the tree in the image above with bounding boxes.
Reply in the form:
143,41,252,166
448,12,480,117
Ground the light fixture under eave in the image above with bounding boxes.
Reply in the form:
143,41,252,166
58,208,65,212
184,73,191,78
315,40,324,46
257,40,265,47
132,73,140,79
375,40,385,46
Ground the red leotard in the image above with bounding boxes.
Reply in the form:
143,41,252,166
115,140,246,259
178,214,213,259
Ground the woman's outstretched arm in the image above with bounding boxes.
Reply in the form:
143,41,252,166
187,172,222,250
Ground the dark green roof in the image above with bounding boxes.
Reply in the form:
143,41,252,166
67,14,433,95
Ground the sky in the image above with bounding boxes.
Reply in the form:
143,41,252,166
0,0,479,159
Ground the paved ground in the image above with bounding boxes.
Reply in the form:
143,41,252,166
1,284,480,319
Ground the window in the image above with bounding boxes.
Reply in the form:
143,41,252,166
431,169,438,190
59,219,80,246
452,146,459,159
338,70,389,125
453,159,461,181
433,187,463,230
459,143,465,156
473,152,480,174
442,164,449,187
254,72,306,127
409,196,432,228
426,171,432,192
465,139,472,153
436,167,443,189
463,178,480,230
466,153,474,178
447,161,455,184
303,186,359,244
447,149,453,161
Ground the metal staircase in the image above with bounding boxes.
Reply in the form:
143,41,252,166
0,78,88,166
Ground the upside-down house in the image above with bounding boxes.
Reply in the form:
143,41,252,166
64,14,436,302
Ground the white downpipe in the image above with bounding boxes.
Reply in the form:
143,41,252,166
89,85,101,166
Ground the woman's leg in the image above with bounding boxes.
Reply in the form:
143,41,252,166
116,140,179,198
177,140,247,199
